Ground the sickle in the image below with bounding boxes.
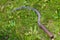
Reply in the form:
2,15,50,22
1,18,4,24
12,6,54,39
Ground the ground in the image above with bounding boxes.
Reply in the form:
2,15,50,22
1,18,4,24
0,0,60,40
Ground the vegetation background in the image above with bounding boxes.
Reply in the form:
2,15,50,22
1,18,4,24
0,0,59,40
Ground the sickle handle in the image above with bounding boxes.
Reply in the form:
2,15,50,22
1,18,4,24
38,23,54,39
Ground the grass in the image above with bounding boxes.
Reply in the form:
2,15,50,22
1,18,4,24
0,0,60,40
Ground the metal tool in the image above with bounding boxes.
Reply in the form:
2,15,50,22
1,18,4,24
12,6,54,39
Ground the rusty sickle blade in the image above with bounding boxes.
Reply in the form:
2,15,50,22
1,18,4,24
12,6,54,39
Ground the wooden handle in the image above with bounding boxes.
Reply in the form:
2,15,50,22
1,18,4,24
38,24,54,39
